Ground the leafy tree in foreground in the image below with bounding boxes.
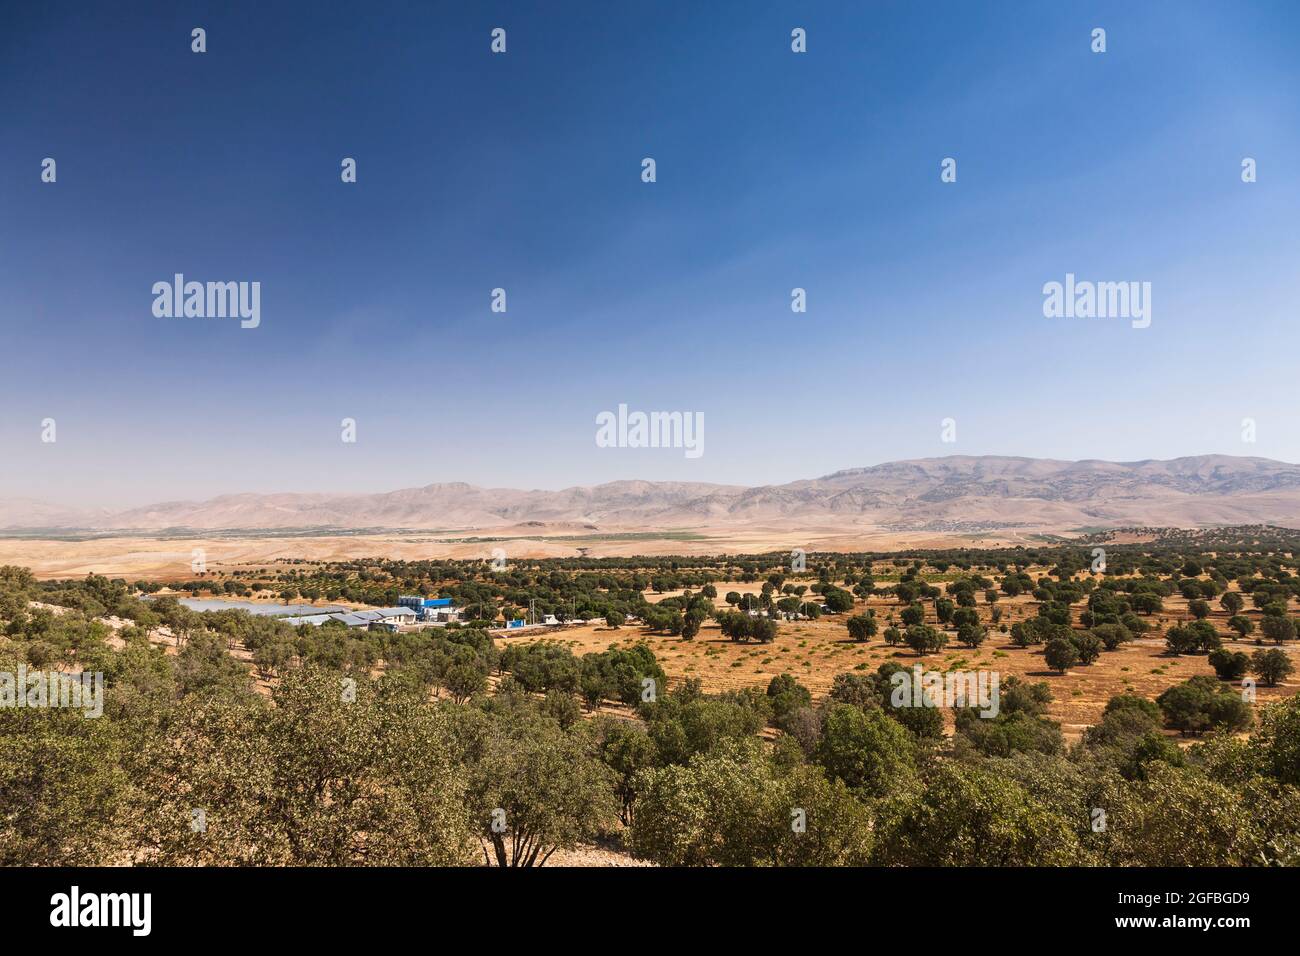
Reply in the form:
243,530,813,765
813,702,917,799
131,668,472,865
1096,763,1262,866
462,707,617,867
873,761,1082,866
0,680,131,865
1251,696,1300,787
592,716,656,826
766,673,812,729
628,739,873,866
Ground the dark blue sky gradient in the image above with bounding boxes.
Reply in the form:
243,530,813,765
2,1,1298,506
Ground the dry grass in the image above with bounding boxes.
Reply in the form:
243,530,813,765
505,583,1300,741
1,527,1052,581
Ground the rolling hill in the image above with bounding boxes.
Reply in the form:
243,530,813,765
4,455,1299,534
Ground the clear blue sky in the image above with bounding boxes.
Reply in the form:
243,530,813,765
2,1,1298,508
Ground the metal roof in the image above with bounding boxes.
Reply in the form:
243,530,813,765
282,607,417,627
281,613,335,627
330,613,372,627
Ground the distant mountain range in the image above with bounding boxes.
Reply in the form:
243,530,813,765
4,455,1300,534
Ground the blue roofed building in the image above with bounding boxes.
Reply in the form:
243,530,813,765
397,595,460,623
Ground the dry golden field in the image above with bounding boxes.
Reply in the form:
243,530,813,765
16,543,1300,742
509,582,1300,740
0,526,1046,581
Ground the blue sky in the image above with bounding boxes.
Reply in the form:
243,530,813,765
2,1,1299,508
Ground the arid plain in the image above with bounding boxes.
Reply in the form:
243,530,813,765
0,524,1041,581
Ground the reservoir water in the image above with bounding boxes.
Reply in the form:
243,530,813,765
166,597,347,617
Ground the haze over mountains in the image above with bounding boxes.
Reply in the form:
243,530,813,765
4,456,1300,534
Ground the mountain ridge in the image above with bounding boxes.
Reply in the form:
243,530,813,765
3,455,1298,534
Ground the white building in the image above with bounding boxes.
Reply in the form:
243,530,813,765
280,606,417,630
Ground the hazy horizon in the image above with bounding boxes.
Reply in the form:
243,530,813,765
7,450,1300,514
4,1,1300,509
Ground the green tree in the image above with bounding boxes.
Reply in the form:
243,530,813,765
1260,615,1296,645
0,692,131,865
813,703,917,798
1252,648,1293,687
1131,593,1164,615
593,716,657,825
1043,637,1079,674
1208,648,1250,681
934,598,955,625
765,673,812,729
1097,763,1260,866
904,624,946,656
1251,696,1300,786
873,761,1082,866
845,612,877,643
629,740,872,866
1091,623,1132,651
822,588,854,614
1157,676,1252,736
462,708,618,867
1228,615,1254,639
132,668,472,865
750,617,779,644
1071,631,1103,665
1164,625,1201,656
